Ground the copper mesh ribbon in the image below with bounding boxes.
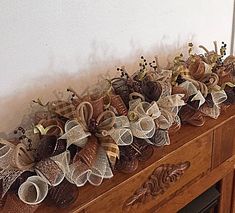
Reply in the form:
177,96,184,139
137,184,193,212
35,158,64,186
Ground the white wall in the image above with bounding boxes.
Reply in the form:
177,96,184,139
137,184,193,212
0,0,234,132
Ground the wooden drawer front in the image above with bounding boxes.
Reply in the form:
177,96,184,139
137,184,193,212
80,132,213,213
212,117,235,169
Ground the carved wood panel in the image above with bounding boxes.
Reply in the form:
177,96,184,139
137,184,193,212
124,161,190,208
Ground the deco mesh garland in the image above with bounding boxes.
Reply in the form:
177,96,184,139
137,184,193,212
0,41,234,209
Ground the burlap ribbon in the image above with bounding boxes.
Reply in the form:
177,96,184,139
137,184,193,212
145,70,185,146
128,98,161,142
127,67,185,146
67,101,132,164
179,81,205,107
200,73,227,118
51,148,113,187
156,75,185,122
58,101,133,186
200,89,227,119
18,176,48,205
0,140,28,198
78,101,133,147
0,138,65,205
0,139,15,170
175,58,228,119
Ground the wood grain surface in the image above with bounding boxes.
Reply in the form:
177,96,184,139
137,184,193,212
34,105,235,213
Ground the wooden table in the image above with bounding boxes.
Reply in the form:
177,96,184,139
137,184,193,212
34,105,235,212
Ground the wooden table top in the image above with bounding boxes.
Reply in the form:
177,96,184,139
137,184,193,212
25,105,235,212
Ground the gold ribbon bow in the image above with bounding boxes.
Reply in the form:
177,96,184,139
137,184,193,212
34,119,64,136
